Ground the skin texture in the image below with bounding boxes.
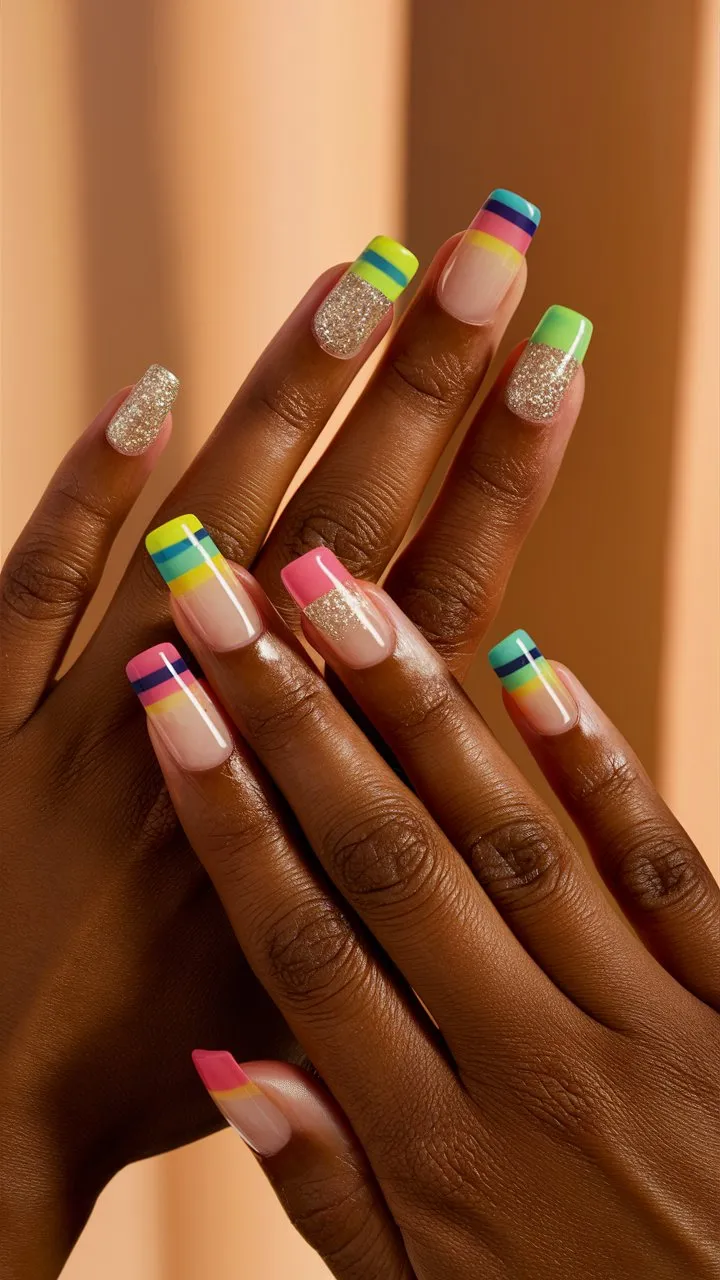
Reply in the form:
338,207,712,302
0,234,591,1277
151,572,720,1280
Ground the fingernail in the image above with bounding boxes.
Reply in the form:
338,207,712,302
145,515,263,652
126,642,233,770
281,548,394,669
437,188,540,326
505,305,593,423
105,364,179,455
192,1050,292,1157
312,235,419,359
489,629,578,735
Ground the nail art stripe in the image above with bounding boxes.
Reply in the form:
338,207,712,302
348,235,420,302
528,304,593,363
146,515,228,595
127,645,202,713
467,188,541,261
192,1051,293,1157
488,629,567,704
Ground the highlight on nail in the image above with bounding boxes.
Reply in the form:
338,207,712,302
105,364,179,456
145,515,263,652
126,642,233,771
312,235,419,359
281,547,394,670
437,188,540,326
504,305,593,424
488,628,578,736
192,1050,292,1157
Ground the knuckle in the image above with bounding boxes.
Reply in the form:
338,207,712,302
564,748,638,809
461,444,538,517
500,1049,599,1139
250,375,328,441
241,669,327,752
1,543,93,623
287,1172,401,1279
467,810,572,913
327,800,439,910
394,551,493,651
263,894,367,1010
383,347,472,422
613,825,712,914
279,494,388,577
390,674,456,743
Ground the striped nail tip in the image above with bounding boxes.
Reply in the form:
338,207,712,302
487,189,541,227
488,629,540,676
463,190,540,270
145,514,227,593
281,547,354,609
530,305,593,364
145,513,205,556
349,234,419,302
192,1049,253,1094
126,642,196,707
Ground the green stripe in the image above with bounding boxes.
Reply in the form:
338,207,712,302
529,306,593,364
152,538,220,583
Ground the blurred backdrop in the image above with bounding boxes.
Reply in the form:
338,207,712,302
2,0,718,1276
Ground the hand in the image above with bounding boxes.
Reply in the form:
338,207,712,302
1,197,579,1271
138,541,720,1279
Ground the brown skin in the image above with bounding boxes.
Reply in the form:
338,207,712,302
0,239,587,1277
154,575,720,1280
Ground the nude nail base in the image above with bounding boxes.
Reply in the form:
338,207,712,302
489,629,578,735
192,1050,292,1157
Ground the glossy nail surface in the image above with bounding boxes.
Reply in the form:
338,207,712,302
126,642,232,770
105,364,179,455
489,629,578,735
313,235,419,359
505,305,593,423
282,547,394,669
192,1050,292,1157
437,189,540,326
146,515,263,651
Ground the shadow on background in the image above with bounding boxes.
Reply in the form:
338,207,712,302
406,0,701,782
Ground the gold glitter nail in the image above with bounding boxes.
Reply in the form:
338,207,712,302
304,584,368,640
105,364,180,456
312,273,390,359
504,343,579,424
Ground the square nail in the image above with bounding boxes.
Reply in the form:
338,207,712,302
488,629,577,735
126,643,232,770
437,189,540,326
504,305,593,423
145,515,263,652
282,547,394,669
105,364,179,455
312,236,419,359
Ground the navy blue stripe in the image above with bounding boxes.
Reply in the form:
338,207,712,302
130,657,189,694
151,527,211,565
484,199,539,238
358,248,408,288
493,646,542,679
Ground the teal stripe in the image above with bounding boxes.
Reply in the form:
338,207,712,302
487,189,541,227
151,540,218,583
488,629,538,671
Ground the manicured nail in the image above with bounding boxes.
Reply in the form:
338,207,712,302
437,189,540,326
489,629,578,735
505,305,593,423
192,1050,292,1157
126,642,232,770
281,548,394,669
105,364,179,455
145,515,263,652
312,236,419,359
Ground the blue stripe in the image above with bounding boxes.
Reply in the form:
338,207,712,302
151,527,211,565
131,657,189,694
484,199,539,238
358,248,408,287
493,646,542,679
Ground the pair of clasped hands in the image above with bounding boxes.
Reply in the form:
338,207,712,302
1,193,718,1279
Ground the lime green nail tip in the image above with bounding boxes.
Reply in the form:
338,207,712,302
530,305,593,364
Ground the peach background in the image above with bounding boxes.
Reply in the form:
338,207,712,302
1,1,718,1277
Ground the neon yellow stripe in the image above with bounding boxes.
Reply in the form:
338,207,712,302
466,230,522,266
212,1082,262,1101
168,555,225,596
146,514,203,555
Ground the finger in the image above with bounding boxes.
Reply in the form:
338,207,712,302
385,305,591,678
128,640,455,1173
143,524,563,1060
0,369,176,734
501,658,720,1009
255,188,540,623
192,1053,413,1280
285,554,663,1030
82,251,410,683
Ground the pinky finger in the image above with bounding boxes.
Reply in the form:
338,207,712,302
0,366,178,735
491,632,720,1008
192,1052,413,1280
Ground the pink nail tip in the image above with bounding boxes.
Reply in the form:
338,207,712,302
192,1049,251,1093
125,641,184,683
281,546,354,608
